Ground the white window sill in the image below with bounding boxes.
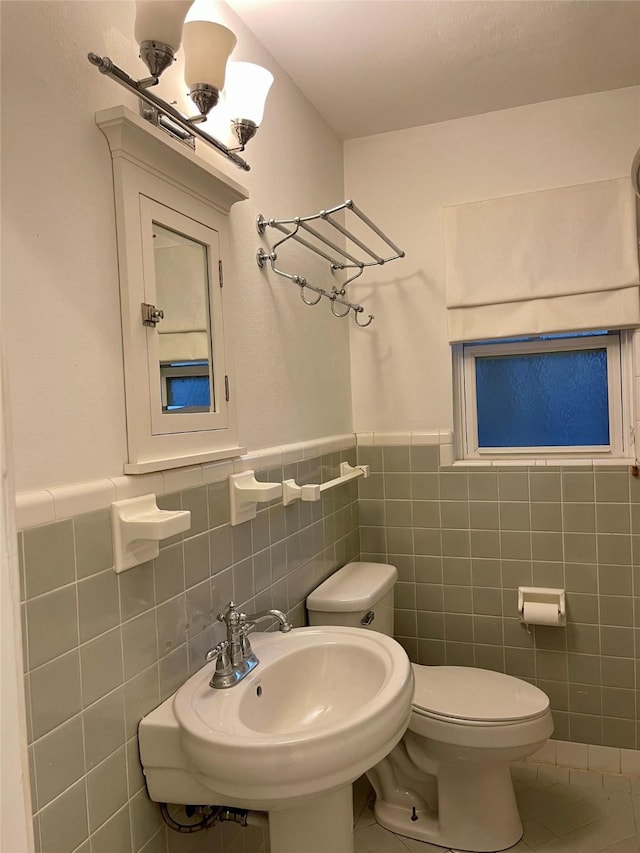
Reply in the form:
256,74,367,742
448,457,636,468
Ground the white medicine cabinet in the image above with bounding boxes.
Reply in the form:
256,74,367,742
97,105,248,473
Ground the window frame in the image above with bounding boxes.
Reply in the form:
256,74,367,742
453,330,634,462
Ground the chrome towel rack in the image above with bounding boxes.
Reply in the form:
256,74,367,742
256,200,405,327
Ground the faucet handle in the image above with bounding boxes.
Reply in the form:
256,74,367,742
206,641,236,688
239,623,257,662
205,640,229,664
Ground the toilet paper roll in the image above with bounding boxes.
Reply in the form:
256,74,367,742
522,601,561,626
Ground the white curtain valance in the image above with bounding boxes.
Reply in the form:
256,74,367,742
444,178,640,343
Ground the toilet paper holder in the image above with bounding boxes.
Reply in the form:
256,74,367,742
517,587,566,627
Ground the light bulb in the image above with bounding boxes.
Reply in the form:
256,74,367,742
134,1,193,51
225,61,274,126
183,21,236,91
134,0,193,78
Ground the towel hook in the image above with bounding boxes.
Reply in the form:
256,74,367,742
329,295,352,318
298,280,323,306
353,307,374,327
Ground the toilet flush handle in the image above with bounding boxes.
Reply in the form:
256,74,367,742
361,610,375,626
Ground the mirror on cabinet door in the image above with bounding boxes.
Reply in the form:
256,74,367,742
140,198,227,434
153,221,213,415
97,105,249,473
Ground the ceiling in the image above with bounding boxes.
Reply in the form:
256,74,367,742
227,0,640,139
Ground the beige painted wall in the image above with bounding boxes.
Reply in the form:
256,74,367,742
1,1,351,493
344,86,640,433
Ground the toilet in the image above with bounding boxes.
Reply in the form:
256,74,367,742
306,562,553,853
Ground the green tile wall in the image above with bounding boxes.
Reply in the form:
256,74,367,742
358,444,640,751
20,438,640,853
19,450,359,853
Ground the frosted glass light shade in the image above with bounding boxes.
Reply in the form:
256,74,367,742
224,62,274,125
183,21,237,90
134,0,193,51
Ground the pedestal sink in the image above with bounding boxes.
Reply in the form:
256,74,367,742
139,625,413,853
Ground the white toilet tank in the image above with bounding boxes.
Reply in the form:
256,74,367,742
306,561,397,636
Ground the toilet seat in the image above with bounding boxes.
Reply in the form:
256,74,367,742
411,664,550,726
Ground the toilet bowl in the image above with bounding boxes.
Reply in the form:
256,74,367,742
306,562,554,852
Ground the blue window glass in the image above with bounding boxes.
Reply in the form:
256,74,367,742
475,348,609,448
166,376,211,410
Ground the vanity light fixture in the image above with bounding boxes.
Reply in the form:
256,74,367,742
88,0,273,171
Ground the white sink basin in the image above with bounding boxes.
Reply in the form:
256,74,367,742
237,638,390,734
173,626,413,806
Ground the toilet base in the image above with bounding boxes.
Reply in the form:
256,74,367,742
369,756,523,852
373,799,522,853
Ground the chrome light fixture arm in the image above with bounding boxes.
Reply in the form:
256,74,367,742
87,53,250,172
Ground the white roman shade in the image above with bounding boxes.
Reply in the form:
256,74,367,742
158,331,209,362
444,178,640,343
156,244,210,362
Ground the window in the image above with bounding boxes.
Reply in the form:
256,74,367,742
453,331,633,461
160,361,211,412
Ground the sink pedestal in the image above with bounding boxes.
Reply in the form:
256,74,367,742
269,785,354,853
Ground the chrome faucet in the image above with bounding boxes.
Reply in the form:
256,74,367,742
205,601,293,689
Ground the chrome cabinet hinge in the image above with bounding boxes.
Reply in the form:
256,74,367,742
219,260,224,288
225,375,230,402
141,303,164,327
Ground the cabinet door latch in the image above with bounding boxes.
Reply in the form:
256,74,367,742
141,303,164,327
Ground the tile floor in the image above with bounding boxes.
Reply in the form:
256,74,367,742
353,764,640,853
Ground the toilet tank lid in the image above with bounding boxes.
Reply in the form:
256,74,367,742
306,562,398,612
